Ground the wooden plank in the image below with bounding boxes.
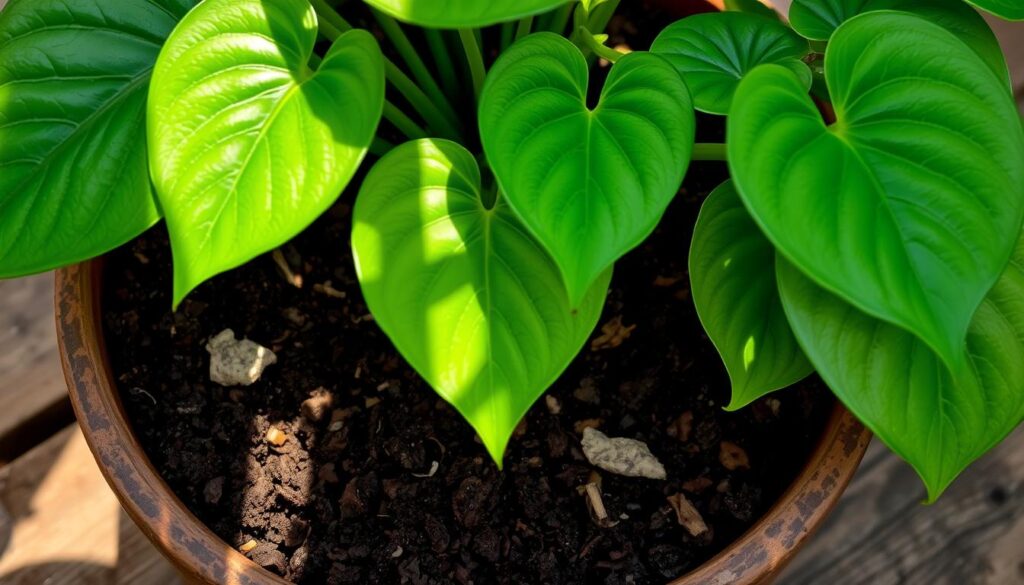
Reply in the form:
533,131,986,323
0,275,72,464
780,427,1024,584
0,426,180,585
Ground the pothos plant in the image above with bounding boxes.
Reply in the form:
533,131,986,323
1,0,1022,500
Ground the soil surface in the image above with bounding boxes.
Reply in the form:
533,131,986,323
103,2,831,584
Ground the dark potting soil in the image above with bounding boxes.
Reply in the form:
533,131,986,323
103,3,831,583
104,166,831,585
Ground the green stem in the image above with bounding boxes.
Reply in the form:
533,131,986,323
312,0,461,140
370,136,395,156
515,15,534,41
577,29,624,63
547,3,574,34
500,21,515,51
692,143,728,162
424,28,459,97
383,100,428,140
372,11,460,129
459,28,487,101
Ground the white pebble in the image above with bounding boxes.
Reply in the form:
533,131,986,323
205,329,277,387
581,427,667,480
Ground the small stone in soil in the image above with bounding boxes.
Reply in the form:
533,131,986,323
545,394,562,415
265,427,287,446
667,411,694,442
581,427,667,480
719,441,751,470
666,493,709,538
300,387,334,422
205,329,277,387
203,476,225,505
340,472,379,519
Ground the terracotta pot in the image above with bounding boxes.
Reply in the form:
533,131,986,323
57,1,870,583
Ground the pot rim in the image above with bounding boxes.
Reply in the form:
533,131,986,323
56,258,870,585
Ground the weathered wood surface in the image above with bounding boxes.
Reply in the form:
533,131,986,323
0,426,180,585
0,275,72,464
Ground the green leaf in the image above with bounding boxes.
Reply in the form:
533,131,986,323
148,0,385,307
351,139,610,464
651,12,810,115
777,231,1024,499
724,0,780,19
0,0,194,277
690,181,813,410
480,33,694,306
362,0,571,27
964,0,1024,20
788,0,1008,83
727,13,1024,373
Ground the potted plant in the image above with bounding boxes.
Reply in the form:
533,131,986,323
2,0,1019,580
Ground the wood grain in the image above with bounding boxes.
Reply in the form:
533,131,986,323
779,428,1024,584
0,275,72,464
0,426,180,585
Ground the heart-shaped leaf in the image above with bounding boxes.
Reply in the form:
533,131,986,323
480,33,694,306
728,13,1024,372
690,181,812,410
788,0,1008,83
651,12,810,115
724,0,780,20
777,232,1024,499
351,139,611,464
362,0,571,28
964,0,1024,20
149,0,385,307
0,0,194,277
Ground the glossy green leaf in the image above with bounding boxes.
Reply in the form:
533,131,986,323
690,181,812,410
788,0,1008,83
777,231,1024,499
0,0,193,277
351,139,611,464
651,12,810,115
724,0,780,19
480,33,694,306
149,0,385,307
362,0,571,27
728,13,1024,373
964,0,1024,20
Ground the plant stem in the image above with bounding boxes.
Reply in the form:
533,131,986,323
577,30,624,63
587,0,620,33
459,28,487,101
312,0,462,140
383,100,429,140
424,28,459,97
499,21,515,51
547,3,574,34
372,11,460,127
692,143,728,161
370,136,395,156
515,16,534,41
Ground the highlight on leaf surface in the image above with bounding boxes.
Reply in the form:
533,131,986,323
351,139,611,464
651,11,810,115
362,0,572,28
777,229,1024,500
787,0,1009,85
0,0,195,278
689,181,812,410
148,0,385,307
727,12,1024,374
479,33,694,308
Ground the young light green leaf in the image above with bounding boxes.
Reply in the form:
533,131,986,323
777,231,1024,500
788,0,1008,83
964,0,1024,20
728,13,1024,374
351,139,611,464
724,0,780,20
149,0,385,307
651,12,810,115
362,0,571,27
690,181,812,410
480,33,694,307
0,0,194,277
